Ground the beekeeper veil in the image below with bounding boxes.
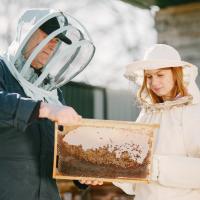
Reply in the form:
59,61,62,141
2,8,95,104
124,44,200,105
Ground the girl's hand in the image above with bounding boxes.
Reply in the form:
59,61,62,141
79,179,103,186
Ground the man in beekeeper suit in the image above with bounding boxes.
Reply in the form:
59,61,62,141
0,8,95,200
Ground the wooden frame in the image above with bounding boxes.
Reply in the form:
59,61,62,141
53,119,158,183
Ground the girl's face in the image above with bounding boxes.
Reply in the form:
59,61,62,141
145,68,175,100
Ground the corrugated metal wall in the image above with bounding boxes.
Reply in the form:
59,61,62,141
61,82,95,118
61,82,140,121
106,89,140,121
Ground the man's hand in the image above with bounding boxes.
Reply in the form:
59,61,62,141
39,102,82,124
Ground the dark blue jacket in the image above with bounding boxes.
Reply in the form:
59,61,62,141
0,59,63,200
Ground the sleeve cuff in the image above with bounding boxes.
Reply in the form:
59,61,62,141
28,100,42,122
14,97,39,131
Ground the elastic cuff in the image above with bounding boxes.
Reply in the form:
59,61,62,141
14,97,39,131
28,100,42,122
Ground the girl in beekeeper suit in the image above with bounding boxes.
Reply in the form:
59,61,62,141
114,44,200,200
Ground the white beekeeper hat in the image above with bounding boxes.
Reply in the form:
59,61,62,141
124,44,200,104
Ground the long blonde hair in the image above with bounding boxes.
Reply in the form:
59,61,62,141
138,67,188,103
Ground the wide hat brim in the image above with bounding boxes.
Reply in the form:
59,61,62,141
126,59,194,71
125,59,195,77
124,59,197,86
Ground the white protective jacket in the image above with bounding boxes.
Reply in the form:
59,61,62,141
114,61,200,199
114,97,200,200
